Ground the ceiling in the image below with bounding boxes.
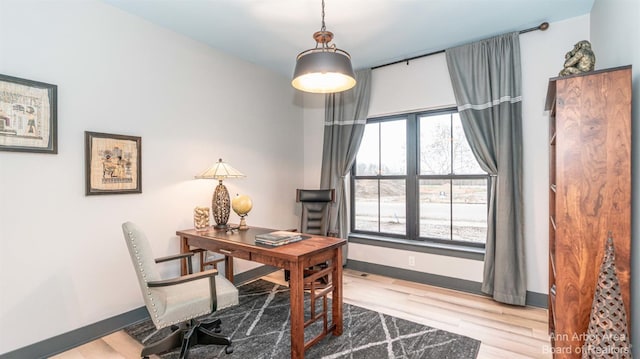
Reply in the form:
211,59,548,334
102,0,594,77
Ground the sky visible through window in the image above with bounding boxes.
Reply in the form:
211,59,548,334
357,120,406,176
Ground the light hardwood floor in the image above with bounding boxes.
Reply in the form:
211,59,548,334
52,269,551,359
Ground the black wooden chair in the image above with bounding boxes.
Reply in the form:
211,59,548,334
284,189,335,285
297,188,335,236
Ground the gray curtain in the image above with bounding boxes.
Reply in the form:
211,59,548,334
320,69,372,242
445,32,525,306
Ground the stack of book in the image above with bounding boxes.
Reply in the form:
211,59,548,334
255,231,303,246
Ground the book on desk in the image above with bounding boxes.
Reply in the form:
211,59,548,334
255,230,306,246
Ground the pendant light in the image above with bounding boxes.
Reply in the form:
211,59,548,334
291,0,356,93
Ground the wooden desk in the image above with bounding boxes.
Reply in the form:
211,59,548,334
176,226,346,359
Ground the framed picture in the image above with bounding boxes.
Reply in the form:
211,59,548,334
85,131,142,195
0,74,58,153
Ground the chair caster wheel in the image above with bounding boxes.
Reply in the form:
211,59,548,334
225,346,233,354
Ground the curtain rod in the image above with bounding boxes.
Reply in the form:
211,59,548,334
371,22,549,70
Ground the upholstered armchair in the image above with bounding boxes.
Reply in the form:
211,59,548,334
122,221,238,358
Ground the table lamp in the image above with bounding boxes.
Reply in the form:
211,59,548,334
195,158,245,230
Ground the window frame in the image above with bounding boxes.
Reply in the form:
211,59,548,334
349,107,489,252
350,115,409,239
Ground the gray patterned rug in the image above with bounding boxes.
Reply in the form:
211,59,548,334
124,279,480,358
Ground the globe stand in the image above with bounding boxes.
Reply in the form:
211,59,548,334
238,214,249,231
231,194,252,231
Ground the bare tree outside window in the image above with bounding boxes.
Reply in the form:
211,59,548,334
352,110,488,246
419,112,487,243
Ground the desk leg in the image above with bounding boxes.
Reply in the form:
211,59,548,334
289,261,305,359
179,235,189,276
224,255,234,283
332,247,344,335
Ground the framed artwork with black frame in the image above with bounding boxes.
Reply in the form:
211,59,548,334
0,74,57,154
85,131,142,195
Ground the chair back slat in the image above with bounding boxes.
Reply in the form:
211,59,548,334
297,189,334,236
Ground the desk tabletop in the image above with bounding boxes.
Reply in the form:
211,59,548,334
177,226,346,260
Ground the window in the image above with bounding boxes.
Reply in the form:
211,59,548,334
351,109,488,247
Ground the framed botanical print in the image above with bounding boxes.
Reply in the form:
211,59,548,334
0,74,58,153
85,131,142,195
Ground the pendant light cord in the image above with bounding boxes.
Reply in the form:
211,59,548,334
321,0,326,32
316,0,330,50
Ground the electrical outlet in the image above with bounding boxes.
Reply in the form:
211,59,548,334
408,255,416,267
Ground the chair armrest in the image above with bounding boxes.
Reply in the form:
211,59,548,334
190,248,207,254
155,251,202,274
154,251,197,263
147,268,219,287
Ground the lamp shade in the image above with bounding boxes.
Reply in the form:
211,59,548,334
195,158,245,180
292,50,356,93
195,158,245,230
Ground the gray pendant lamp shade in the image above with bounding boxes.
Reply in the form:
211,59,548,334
291,0,356,93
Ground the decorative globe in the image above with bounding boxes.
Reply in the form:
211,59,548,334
231,194,252,216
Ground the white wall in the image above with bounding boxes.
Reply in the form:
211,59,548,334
520,15,591,294
0,0,303,353
368,53,457,116
302,93,325,188
303,15,591,293
590,0,640,351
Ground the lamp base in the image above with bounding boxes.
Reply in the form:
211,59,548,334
212,181,231,230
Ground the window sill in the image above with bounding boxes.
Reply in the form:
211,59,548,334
348,233,485,261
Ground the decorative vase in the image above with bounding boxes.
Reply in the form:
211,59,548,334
193,206,210,231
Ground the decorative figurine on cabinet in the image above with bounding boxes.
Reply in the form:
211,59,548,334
559,40,595,76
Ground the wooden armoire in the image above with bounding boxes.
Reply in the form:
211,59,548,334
545,65,632,358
